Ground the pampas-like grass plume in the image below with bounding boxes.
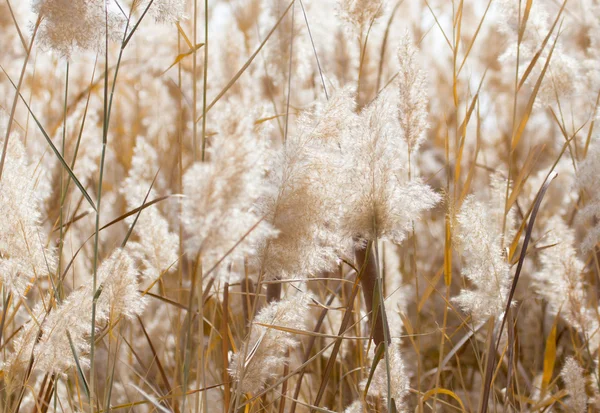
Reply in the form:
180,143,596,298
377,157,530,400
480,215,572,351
183,113,276,275
453,176,514,320
339,93,439,243
3,1,600,411
397,32,429,154
147,0,187,23
229,292,310,394
0,137,55,297
534,217,599,351
120,136,179,279
338,0,384,34
561,357,588,413
361,342,409,410
577,138,600,253
33,0,124,57
6,249,143,378
256,89,356,280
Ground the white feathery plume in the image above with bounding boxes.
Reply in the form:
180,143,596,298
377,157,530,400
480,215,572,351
120,136,162,208
339,92,440,244
338,0,384,35
343,400,366,413
7,249,144,377
147,0,187,23
120,136,179,279
577,138,600,252
453,175,514,320
32,0,124,57
183,112,276,276
229,293,311,394
496,0,580,105
561,357,588,413
256,89,356,280
533,216,599,352
397,32,429,155
0,137,55,297
361,341,410,410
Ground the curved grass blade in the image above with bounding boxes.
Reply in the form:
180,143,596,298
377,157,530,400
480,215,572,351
0,67,97,211
66,331,90,400
480,170,558,413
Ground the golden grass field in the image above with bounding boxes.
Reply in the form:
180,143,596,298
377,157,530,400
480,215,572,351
0,0,598,412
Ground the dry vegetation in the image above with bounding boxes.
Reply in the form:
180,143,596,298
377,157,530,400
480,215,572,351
0,0,599,412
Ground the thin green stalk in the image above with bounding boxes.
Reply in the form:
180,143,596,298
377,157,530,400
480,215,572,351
0,291,11,378
57,62,69,301
193,0,198,162
371,236,393,413
194,0,295,125
298,0,328,100
175,24,185,411
60,58,98,207
122,0,155,48
200,0,209,162
88,11,110,410
89,7,132,411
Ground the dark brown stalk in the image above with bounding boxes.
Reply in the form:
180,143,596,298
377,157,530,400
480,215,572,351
40,374,55,413
266,281,282,303
35,373,49,412
241,266,254,328
278,349,290,413
136,315,176,411
480,170,557,413
289,284,342,413
355,243,390,347
311,241,372,411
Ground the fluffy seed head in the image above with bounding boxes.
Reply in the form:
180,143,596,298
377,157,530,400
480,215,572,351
229,293,310,394
183,111,276,278
339,93,440,244
33,0,124,57
0,137,55,297
397,32,429,154
147,0,187,23
453,175,514,320
561,357,587,413
577,138,600,252
7,249,144,377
